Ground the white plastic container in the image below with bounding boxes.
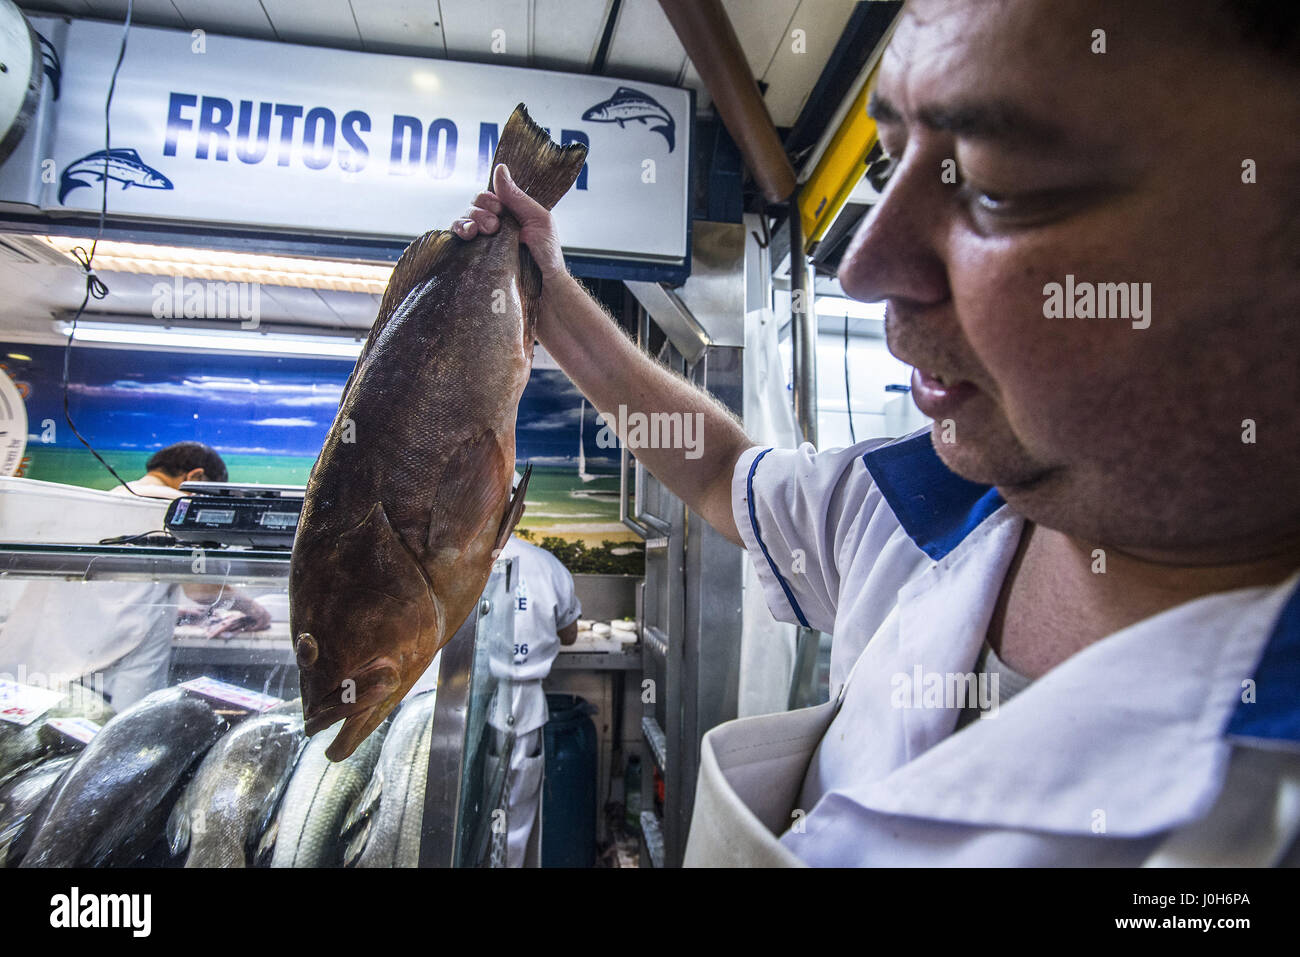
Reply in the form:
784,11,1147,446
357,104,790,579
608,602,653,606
0,476,171,544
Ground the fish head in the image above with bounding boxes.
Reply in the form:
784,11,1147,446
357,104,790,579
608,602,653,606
291,501,441,761
581,103,610,122
143,169,174,190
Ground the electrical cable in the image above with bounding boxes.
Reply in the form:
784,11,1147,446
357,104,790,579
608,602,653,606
60,0,141,495
844,311,857,444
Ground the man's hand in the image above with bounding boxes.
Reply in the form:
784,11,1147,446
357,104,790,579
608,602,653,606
451,162,750,547
452,164,568,282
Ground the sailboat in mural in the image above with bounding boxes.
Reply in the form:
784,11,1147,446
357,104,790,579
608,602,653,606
570,398,618,500
577,398,597,483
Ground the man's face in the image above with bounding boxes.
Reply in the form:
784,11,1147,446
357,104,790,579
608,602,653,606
839,0,1299,561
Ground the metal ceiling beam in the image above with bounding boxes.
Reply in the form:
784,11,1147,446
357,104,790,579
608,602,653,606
657,0,795,203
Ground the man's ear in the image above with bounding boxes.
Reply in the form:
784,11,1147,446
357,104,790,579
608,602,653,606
186,468,207,484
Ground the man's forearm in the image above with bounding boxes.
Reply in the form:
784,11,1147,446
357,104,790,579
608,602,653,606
538,274,752,546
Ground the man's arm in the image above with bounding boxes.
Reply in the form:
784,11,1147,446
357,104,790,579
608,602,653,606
454,165,754,547
558,621,579,646
181,584,271,634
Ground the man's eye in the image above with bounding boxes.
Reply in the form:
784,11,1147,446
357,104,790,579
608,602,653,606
956,182,1075,228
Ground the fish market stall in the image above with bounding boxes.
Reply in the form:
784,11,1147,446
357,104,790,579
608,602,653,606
0,541,526,867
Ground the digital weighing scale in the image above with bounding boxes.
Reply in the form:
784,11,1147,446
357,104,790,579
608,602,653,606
164,482,305,548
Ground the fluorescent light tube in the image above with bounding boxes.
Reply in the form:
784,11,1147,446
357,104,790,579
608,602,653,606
38,236,393,295
56,320,364,359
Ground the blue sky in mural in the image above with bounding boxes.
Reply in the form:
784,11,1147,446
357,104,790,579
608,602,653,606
2,342,617,471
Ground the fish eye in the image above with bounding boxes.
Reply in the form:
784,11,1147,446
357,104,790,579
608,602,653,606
295,633,318,668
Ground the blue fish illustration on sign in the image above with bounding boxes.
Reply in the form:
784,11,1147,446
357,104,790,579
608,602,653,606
582,87,675,152
58,149,174,205
35,32,60,100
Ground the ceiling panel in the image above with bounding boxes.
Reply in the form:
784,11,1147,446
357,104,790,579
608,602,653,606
439,0,530,67
260,0,362,51
350,0,446,57
79,0,186,28
532,0,609,72
722,0,800,82
760,0,857,126
18,1,94,16
170,0,276,41
602,0,686,86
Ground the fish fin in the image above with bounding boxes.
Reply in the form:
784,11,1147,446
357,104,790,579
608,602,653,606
57,177,86,205
488,103,588,211
342,817,372,868
342,763,382,838
653,123,675,152
493,463,531,553
519,244,542,344
425,429,510,552
165,799,191,857
253,808,279,867
335,501,433,603
343,230,458,407
250,752,297,856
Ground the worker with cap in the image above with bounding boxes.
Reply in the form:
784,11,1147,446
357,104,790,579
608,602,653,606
486,469,582,867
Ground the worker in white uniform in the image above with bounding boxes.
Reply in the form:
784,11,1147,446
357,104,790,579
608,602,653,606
487,525,581,868
104,442,270,705
0,443,269,708
456,0,1300,866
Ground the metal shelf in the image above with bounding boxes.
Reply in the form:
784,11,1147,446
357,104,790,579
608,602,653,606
170,636,295,666
640,811,665,868
641,714,667,772
552,650,642,671
642,625,668,660
0,542,291,583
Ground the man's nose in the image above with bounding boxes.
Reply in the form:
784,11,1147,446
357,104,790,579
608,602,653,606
837,153,949,307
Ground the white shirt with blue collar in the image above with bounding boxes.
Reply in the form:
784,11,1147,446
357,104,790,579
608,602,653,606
733,431,1300,866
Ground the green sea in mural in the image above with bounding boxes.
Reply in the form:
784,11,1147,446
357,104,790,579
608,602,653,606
23,447,635,547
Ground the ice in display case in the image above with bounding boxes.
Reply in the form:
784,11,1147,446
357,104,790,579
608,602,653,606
0,542,520,868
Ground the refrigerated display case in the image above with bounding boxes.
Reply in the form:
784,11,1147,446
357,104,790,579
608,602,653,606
0,541,519,868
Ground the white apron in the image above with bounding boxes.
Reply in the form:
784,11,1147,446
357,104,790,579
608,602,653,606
684,664,1300,868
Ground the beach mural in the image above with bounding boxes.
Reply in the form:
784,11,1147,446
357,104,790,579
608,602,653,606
0,342,642,573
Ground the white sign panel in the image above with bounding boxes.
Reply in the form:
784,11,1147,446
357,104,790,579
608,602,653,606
18,16,690,264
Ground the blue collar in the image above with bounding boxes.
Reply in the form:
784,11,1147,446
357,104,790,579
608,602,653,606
861,430,1300,747
862,430,1004,562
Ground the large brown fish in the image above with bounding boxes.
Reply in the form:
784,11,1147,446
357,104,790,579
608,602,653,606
290,105,587,761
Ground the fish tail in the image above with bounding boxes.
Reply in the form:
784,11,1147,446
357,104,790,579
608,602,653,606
489,104,588,211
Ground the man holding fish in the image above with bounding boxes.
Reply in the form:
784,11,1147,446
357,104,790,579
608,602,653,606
451,0,1300,867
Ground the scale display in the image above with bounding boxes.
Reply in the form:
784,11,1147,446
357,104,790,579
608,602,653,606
165,483,305,548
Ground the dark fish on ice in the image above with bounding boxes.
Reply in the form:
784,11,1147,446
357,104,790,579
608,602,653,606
0,755,76,867
290,104,587,761
0,684,114,786
167,708,305,868
20,687,226,867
